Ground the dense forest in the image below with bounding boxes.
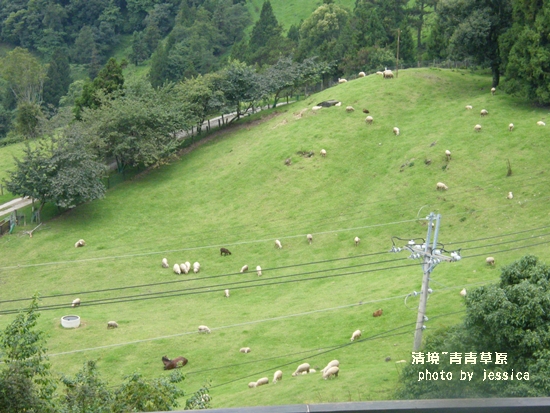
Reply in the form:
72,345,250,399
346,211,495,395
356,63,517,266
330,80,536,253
0,0,549,208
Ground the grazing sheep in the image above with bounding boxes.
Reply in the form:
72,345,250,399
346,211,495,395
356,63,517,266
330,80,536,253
273,370,283,383
292,363,310,376
256,265,262,276
285,158,292,166
373,309,383,317
240,347,251,353
198,325,211,333
307,234,313,244
220,247,232,256
320,149,327,157
537,121,546,126
335,102,342,107
312,105,323,111
358,71,366,77
224,289,230,298
240,265,249,273
71,298,81,307
365,116,374,124
161,355,188,370
474,124,482,132
162,258,169,268
445,150,451,161
350,329,361,341
480,109,488,117
436,182,448,191
193,262,200,273
275,239,282,249
491,87,496,95
465,105,473,110
393,127,400,136
173,263,182,275
346,106,355,112
74,239,85,248
354,236,360,246
376,71,384,75
383,70,394,79
460,288,467,297
486,257,495,266
181,263,190,274
509,123,514,131
507,191,513,199
322,360,340,374
362,109,370,114
107,321,118,329
323,366,339,380
301,369,316,374
338,78,347,84
256,377,269,386
248,382,257,388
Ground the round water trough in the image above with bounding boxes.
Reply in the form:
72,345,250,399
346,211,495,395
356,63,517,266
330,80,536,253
61,315,80,328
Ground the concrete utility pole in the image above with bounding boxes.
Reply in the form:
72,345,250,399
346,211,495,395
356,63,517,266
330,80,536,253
390,213,461,351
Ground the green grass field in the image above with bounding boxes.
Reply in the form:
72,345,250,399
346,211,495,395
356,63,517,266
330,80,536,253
0,68,549,408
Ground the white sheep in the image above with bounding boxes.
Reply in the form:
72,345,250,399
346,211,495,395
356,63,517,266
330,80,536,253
71,298,81,307
74,239,86,248
193,262,200,273
256,265,262,276
338,78,347,84
334,102,342,107
312,105,323,111
256,377,269,386
173,263,182,275
474,124,482,132
273,370,283,383
537,121,546,126
248,382,257,388
491,87,496,95
320,149,327,157
358,71,366,77
365,115,373,124
480,109,488,117
292,363,310,376
323,366,339,380
240,265,249,273
240,347,251,353
465,105,473,110
383,70,394,79
350,329,361,341
436,182,448,191
301,369,316,374
376,71,384,75
198,325,211,333
107,321,118,329
393,127,400,136
224,289,230,298
322,360,340,374
460,288,467,297
509,123,514,131
275,239,282,249
507,191,513,199
161,258,169,268
445,150,451,161
486,257,495,266
354,236,360,246
181,263,190,274
346,106,355,112
307,234,313,244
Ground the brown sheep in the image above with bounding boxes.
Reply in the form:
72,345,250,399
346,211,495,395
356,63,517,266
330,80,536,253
373,309,383,317
220,247,232,256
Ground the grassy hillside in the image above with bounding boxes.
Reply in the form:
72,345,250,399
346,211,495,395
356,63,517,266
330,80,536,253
0,68,549,408
246,0,355,30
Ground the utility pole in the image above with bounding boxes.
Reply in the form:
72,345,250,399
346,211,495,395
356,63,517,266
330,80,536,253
390,213,461,351
396,28,400,79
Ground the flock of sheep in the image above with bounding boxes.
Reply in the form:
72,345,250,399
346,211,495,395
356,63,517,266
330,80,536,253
247,359,340,388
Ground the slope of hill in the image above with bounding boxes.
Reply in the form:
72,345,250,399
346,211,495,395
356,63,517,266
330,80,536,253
0,68,548,408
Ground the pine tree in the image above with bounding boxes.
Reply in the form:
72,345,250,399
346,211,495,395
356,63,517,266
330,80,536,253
42,49,73,108
247,0,283,61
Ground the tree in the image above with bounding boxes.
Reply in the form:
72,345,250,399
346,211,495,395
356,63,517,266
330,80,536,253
130,30,149,65
397,255,550,398
434,0,513,86
148,43,170,88
3,133,106,212
246,0,287,66
501,1,550,104
0,47,46,105
72,25,98,65
14,101,43,138
0,295,57,413
43,49,73,108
